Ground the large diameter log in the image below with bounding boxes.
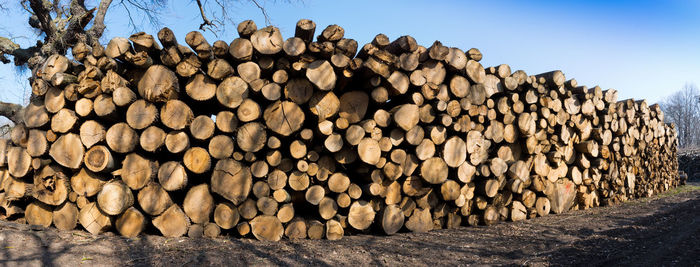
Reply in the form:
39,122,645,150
97,180,134,215
262,101,305,136
285,218,308,239
295,19,316,43
251,26,284,55
183,184,215,224
348,200,376,231
443,136,467,168
126,100,158,130
358,138,381,165
326,220,344,240
535,197,551,216
183,147,212,174
153,204,190,237
137,65,179,103
250,215,284,241
105,37,132,59
420,157,448,184
309,91,340,120
84,145,115,173
7,147,31,177
510,201,527,222
71,168,107,197
185,74,217,101
115,207,146,238
214,202,240,230
217,76,249,109
39,54,70,81
23,131,48,159
380,204,404,235
137,182,173,216
306,220,326,240
211,159,252,205
139,126,166,152
50,109,78,133
106,123,139,153
119,153,158,190
49,133,85,169
209,135,235,159
207,59,234,80
79,120,106,149
26,201,53,227
339,91,369,123
161,100,194,130
24,101,50,128
53,202,79,230
113,87,137,107
165,131,191,154
237,122,267,152
32,164,69,206
78,202,112,235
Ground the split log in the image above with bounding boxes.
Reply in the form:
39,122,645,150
158,161,188,191
79,202,112,235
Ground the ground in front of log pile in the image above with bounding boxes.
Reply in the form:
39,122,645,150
0,183,698,267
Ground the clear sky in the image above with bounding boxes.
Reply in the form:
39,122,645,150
1,0,699,106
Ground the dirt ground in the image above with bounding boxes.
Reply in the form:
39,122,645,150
0,183,698,267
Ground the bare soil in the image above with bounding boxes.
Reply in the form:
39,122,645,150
0,183,698,267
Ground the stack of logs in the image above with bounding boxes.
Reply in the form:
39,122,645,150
0,19,682,241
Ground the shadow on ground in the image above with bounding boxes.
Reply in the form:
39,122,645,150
0,184,698,266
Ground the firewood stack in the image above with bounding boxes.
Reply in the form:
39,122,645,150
0,19,681,240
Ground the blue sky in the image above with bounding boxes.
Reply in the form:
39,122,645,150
1,0,699,105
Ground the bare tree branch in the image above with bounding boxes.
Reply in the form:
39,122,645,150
196,0,216,32
28,0,57,39
0,101,24,124
250,0,271,25
87,0,114,42
0,37,41,66
661,83,700,149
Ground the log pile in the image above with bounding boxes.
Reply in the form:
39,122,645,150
0,19,682,240
678,149,698,181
